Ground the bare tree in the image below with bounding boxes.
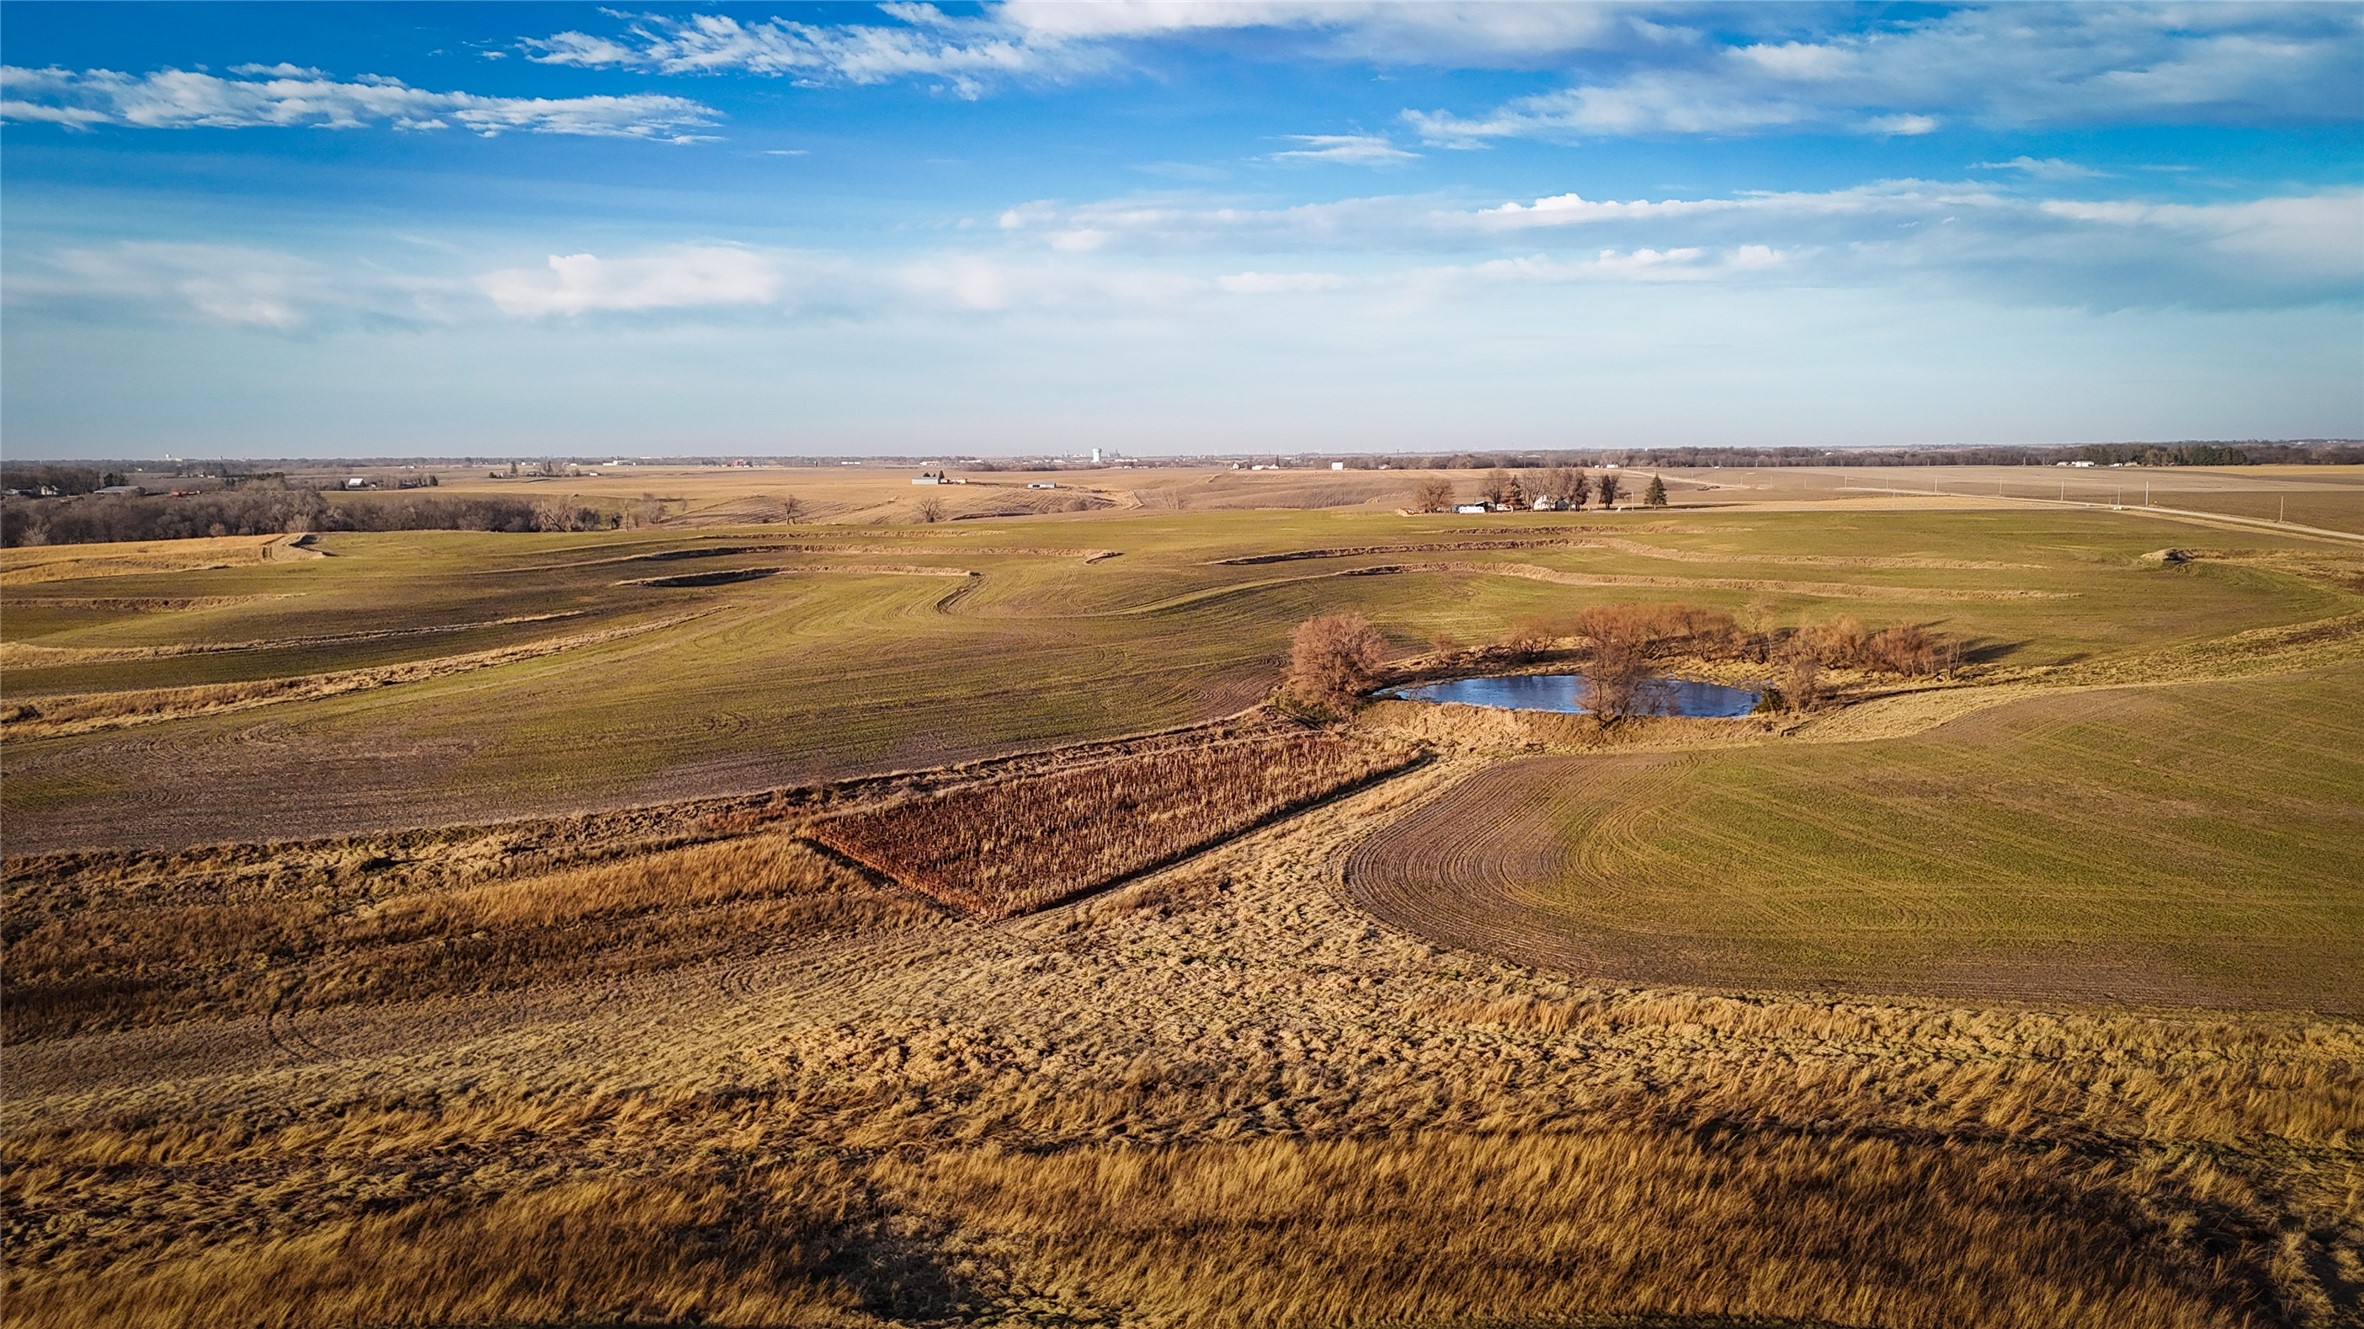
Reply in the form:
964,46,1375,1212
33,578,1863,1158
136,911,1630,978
1781,643,1822,712
1285,613,1387,713
770,493,805,523
916,495,946,523
1412,477,1455,513
1499,618,1557,659
1481,468,1517,506
622,494,667,530
1582,635,1652,721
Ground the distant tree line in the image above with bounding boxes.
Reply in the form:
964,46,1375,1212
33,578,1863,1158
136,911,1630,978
1,487,615,548
1412,466,1666,512
1322,441,2363,470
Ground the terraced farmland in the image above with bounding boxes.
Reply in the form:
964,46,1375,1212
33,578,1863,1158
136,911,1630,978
8,496,2353,853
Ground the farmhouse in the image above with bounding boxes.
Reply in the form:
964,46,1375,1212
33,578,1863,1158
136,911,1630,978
1454,503,1489,515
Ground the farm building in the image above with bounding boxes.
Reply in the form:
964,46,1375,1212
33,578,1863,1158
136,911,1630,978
1454,503,1488,515
912,471,946,485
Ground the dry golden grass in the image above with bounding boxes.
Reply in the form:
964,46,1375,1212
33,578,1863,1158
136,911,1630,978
7,1168,882,1329
4,831,935,1039
878,1129,2276,1329
0,536,280,586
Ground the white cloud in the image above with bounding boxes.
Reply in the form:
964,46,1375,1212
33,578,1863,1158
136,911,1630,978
496,4,2362,132
1217,270,1348,294
1974,156,2109,180
1268,133,1418,166
988,178,2364,310
6,242,470,331
17,179,2355,344
993,0,1654,66
521,8,1108,98
2035,193,2363,289
1408,77,1813,143
1862,113,1939,136
0,64,719,140
1404,5,2364,142
478,247,791,317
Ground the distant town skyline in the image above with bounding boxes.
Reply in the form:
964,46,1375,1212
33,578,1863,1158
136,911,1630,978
4,1,2359,458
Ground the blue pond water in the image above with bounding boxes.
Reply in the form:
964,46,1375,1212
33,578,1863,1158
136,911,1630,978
1386,672,1761,718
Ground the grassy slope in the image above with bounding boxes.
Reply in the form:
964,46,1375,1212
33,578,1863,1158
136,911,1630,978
3,507,2351,851
1349,667,2364,1010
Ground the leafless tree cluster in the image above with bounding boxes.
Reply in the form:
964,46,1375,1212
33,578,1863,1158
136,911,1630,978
1543,467,1591,507
1286,613,1389,713
1,488,607,546
1795,618,1961,677
1481,469,1524,507
1411,477,1456,512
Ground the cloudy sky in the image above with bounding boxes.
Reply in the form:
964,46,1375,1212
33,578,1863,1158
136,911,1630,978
3,2,2359,458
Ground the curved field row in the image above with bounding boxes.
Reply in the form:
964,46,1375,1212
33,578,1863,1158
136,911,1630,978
1,612,708,740
1214,536,2034,572
3,593,297,613
0,610,591,667
1372,561,2076,601
1346,669,2364,1011
1579,535,2039,571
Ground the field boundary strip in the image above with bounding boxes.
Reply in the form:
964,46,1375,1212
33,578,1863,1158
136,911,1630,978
0,611,711,740
1216,538,2037,572
1347,562,2076,601
0,610,595,668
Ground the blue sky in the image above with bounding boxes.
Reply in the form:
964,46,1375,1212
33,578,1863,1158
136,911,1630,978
3,2,2359,458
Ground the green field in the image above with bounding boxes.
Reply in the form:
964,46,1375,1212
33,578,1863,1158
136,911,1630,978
6,503,2355,853
1349,667,2364,1010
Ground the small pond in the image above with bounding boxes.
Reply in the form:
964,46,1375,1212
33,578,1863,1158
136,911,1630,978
1385,672,1762,718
